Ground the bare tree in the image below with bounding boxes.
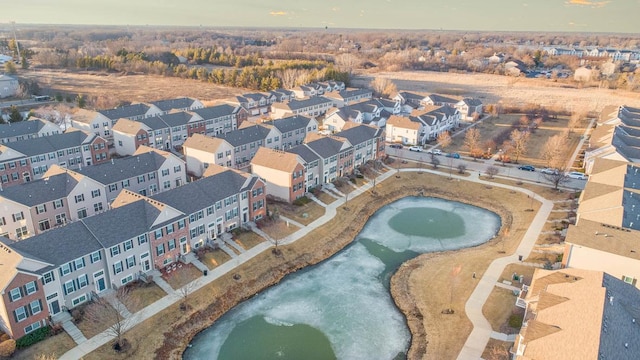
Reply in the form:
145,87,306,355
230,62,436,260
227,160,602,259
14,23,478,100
279,68,301,89
457,164,467,174
430,154,440,169
568,111,585,133
369,77,397,98
335,53,360,76
176,270,199,311
541,134,567,168
510,129,529,164
464,128,482,159
84,288,139,351
437,131,453,178
485,166,499,179
543,170,571,190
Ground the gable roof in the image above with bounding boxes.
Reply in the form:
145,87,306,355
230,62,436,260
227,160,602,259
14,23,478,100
74,151,168,185
0,119,59,139
98,103,154,120
150,97,198,112
0,172,78,206
3,130,94,157
273,96,333,111
267,115,312,134
251,147,302,173
183,133,228,152
286,144,321,163
219,124,272,147
112,118,144,134
387,115,421,130
334,124,381,145
304,135,351,158
191,104,237,120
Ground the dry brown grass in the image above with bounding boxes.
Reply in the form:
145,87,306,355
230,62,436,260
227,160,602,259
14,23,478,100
259,219,300,239
82,172,549,360
500,264,537,286
270,200,326,226
483,287,518,333
164,265,202,290
233,230,266,250
481,339,513,360
200,248,232,270
126,283,166,314
11,332,75,360
76,304,117,339
315,191,338,205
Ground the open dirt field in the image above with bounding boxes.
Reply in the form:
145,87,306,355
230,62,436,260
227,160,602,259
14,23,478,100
353,71,640,111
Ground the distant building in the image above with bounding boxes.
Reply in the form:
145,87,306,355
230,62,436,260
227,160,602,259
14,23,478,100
0,75,19,99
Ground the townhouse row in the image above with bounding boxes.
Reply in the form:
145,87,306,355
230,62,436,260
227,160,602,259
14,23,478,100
0,146,186,241
0,165,266,339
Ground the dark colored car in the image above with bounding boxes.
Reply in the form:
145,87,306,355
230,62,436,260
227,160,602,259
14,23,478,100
518,165,535,172
389,144,403,149
445,152,460,159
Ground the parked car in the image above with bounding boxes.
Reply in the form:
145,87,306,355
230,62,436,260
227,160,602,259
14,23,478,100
408,146,423,152
445,152,460,159
567,171,588,180
427,149,442,155
389,144,403,149
518,165,535,172
540,168,559,175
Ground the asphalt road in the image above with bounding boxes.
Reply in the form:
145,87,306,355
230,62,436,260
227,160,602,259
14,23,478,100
386,147,587,191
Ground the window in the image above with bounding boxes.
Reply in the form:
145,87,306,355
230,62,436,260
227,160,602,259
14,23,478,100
138,234,148,245
14,306,27,322
623,276,635,285
149,184,158,194
77,275,88,289
110,245,120,257
174,165,181,173
165,225,174,235
90,251,102,263
108,184,118,192
53,199,63,209
16,226,28,238
121,274,133,285
113,261,123,274
74,258,85,270
25,281,37,295
12,212,24,222
161,169,169,176
24,321,41,334
77,208,87,219
29,300,42,315
71,294,87,307
55,213,66,225
126,256,136,268
148,172,156,180
38,220,51,232
94,202,103,212
206,206,214,216
177,219,186,229
168,239,176,251
35,204,47,214
43,271,55,284
9,288,22,302
63,280,75,295
123,240,133,251
121,179,130,188
137,175,145,184
156,244,165,256
91,189,101,198
74,194,85,203
60,263,72,276
163,180,171,189
154,228,163,239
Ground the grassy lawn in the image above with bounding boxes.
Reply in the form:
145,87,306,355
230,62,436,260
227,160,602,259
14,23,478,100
164,264,203,290
259,219,300,240
271,200,326,226
315,191,337,205
233,230,266,250
75,303,117,339
481,338,513,360
11,331,76,360
482,287,518,333
199,248,232,270
126,282,167,313
500,264,536,286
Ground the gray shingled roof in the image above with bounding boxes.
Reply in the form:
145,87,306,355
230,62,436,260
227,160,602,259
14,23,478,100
287,144,321,163
0,119,53,139
305,136,350,158
284,96,333,111
269,115,311,134
219,125,271,147
75,152,166,185
335,125,381,146
192,104,236,120
98,103,152,120
0,173,77,206
398,92,425,102
4,131,91,157
159,112,192,128
427,94,459,104
462,98,483,107
4,221,103,266
151,170,248,215
137,116,170,131
150,97,197,112
598,273,640,359
623,164,640,191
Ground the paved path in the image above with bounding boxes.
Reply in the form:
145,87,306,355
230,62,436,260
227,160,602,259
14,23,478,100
149,270,174,294
183,253,209,273
565,116,597,171
278,215,305,229
58,312,88,345
214,239,239,258
60,165,548,360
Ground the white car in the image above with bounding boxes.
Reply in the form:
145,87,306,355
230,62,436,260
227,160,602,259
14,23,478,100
540,168,559,175
408,146,423,152
567,171,588,180
427,149,442,155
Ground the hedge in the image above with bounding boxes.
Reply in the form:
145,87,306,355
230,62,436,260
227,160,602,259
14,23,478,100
16,326,51,349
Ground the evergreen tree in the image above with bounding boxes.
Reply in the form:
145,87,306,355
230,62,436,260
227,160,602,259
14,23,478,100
9,106,23,123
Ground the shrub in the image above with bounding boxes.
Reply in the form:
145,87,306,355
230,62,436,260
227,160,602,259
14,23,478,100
350,177,357,184
292,196,310,206
508,314,523,328
0,339,16,357
16,327,51,348
0,333,9,342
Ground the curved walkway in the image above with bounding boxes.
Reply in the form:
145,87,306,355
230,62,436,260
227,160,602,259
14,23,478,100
59,166,551,360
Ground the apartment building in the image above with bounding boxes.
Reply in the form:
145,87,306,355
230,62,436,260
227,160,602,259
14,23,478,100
0,119,61,144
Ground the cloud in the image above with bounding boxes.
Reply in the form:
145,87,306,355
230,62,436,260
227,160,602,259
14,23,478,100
269,11,288,16
565,0,610,7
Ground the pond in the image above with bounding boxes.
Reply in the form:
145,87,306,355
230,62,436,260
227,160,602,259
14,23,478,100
184,197,501,360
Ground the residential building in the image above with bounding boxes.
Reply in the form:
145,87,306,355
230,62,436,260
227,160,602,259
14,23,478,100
334,124,385,168
422,94,460,108
303,133,354,181
149,97,204,114
323,99,395,132
513,268,640,359
269,89,295,103
0,171,107,240
0,119,61,144
454,98,484,121
385,114,421,145
251,148,306,203
225,93,276,117
70,104,163,144
286,144,322,191
323,88,373,108
148,165,266,249
0,75,19,98
219,124,281,170
271,97,334,119
386,106,460,145
0,129,109,186
263,115,318,150
182,134,235,178
191,104,247,136
65,146,186,201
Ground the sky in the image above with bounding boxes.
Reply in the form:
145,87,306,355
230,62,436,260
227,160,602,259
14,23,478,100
2,0,640,33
